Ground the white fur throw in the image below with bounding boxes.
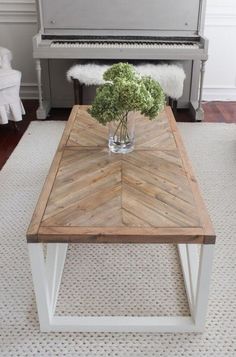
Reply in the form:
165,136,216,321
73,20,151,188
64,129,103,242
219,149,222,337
67,63,186,100
136,64,186,100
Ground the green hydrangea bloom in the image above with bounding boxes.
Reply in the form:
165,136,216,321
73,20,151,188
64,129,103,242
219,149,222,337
88,63,165,125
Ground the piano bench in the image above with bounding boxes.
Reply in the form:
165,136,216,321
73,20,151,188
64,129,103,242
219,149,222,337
68,63,185,112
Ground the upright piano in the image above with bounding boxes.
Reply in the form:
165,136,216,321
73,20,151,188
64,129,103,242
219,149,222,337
33,0,208,120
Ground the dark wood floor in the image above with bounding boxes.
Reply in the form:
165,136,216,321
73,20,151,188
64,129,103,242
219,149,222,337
0,100,236,170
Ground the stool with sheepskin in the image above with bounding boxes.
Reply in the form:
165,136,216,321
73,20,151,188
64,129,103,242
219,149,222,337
67,63,186,113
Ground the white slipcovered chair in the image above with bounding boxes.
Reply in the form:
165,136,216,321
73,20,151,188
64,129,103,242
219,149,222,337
0,47,25,125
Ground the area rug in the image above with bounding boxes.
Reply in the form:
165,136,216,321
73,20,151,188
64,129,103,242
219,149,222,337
0,120,236,356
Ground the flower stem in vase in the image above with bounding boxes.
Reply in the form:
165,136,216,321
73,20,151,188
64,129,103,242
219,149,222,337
109,111,135,154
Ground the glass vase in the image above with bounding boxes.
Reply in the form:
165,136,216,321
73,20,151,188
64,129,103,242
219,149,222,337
108,112,135,154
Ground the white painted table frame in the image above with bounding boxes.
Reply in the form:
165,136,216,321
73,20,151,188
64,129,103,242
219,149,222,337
28,242,214,333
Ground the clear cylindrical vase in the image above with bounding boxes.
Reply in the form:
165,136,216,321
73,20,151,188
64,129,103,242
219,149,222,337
108,112,135,154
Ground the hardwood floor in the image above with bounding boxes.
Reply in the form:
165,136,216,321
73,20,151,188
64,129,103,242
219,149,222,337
0,101,70,170
0,100,235,170
203,101,236,123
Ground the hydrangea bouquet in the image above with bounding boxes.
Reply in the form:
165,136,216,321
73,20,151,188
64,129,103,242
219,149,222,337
88,63,165,153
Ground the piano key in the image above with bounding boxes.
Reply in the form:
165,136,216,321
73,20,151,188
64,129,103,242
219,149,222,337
50,41,199,50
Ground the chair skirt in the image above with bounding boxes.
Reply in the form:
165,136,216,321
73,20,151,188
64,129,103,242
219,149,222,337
0,69,25,124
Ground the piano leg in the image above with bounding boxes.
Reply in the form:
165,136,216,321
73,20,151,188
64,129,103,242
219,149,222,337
195,59,206,122
36,59,50,120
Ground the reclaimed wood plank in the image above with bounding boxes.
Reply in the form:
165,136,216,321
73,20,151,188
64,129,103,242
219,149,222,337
27,106,79,241
166,107,215,243
29,227,205,244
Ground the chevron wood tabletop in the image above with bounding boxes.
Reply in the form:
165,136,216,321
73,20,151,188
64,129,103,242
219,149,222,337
27,106,215,244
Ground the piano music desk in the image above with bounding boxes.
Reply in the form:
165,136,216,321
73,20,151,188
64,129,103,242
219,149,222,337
27,105,215,332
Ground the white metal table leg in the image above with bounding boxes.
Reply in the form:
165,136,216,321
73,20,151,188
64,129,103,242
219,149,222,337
28,243,52,331
194,244,214,330
178,243,214,331
28,243,67,331
178,244,199,315
46,243,68,314
29,242,214,332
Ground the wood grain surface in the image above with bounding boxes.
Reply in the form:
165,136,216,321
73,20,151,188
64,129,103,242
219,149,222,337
27,106,215,244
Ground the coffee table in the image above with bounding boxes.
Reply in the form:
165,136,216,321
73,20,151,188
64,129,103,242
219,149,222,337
27,106,215,332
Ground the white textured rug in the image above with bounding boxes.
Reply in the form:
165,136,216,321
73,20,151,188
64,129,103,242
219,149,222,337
1,120,236,356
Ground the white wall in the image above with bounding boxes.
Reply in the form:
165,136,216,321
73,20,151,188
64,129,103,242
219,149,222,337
203,0,236,100
0,0,38,98
0,0,235,101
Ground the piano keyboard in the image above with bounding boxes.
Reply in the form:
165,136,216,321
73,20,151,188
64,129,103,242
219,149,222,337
51,41,199,50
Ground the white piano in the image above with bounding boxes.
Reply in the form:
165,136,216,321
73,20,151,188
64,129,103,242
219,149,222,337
34,0,208,120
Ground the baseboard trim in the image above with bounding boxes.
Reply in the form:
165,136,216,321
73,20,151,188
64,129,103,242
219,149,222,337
203,86,236,101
